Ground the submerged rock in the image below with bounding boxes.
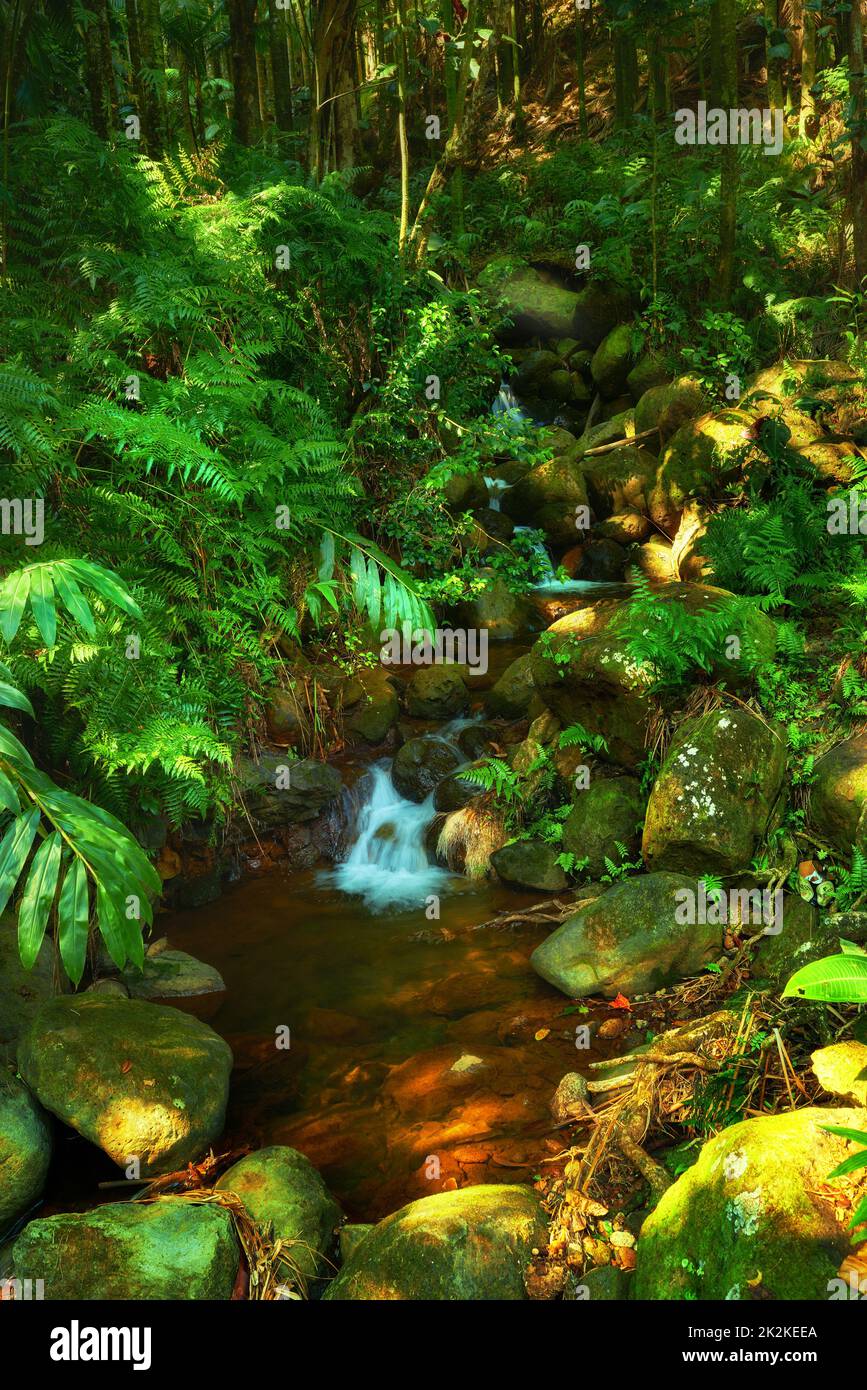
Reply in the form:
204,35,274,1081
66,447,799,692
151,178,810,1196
13,1200,240,1300
0,1071,52,1234
642,709,786,875
216,1146,342,1287
18,995,232,1175
323,1184,546,1300
634,1107,867,1300
531,871,717,998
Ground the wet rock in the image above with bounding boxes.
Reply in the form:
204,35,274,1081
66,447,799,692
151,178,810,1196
344,666,400,744
626,353,671,402
810,732,867,854
580,446,657,519
443,469,489,513
562,776,644,877
633,376,709,444
490,839,568,891
531,871,717,998
550,1071,590,1124
265,686,306,747
323,1184,547,1300
650,409,753,536
433,765,483,813
121,949,225,1004
216,1146,342,1287
576,538,626,582
642,708,786,874
392,737,462,803
501,454,590,546
455,573,540,641
752,904,867,987
13,1200,239,1300
457,722,496,759
634,1107,867,1300
471,506,515,550
514,348,565,392
486,653,536,718
237,754,342,826
0,1071,52,1234
591,324,635,400
480,258,584,341
18,995,232,1175
405,665,469,720
811,1042,867,1106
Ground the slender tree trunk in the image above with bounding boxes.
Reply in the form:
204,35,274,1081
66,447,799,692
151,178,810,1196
126,0,143,117
82,5,109,138
138,0,166,154
268,0,293,131
396,0,410,252
716,0,739,304
850,0,867,285
799,0,817,137
510,0,523,134
228,0,261,146
764,0,785,110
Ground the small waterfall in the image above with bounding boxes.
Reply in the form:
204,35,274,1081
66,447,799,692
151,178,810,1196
491,379,528,423
326,762,450,912
482,475,509,512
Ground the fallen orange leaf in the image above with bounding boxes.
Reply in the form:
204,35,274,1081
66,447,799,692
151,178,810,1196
534,1028,551,1041
610,993,632,1011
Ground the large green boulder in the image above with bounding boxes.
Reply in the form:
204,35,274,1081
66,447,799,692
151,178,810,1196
581,446,657,518
236,755,342,827
323,1184,546,1300
811,1042,867,1106
562,776,644,877
634,1107,867,1300
810,732,867,855
455,573,540,641
591,324,635,400
404,665,469,720
216,1146,341,1288
753,906,867,988
486,653,536,718
530,871,717,998
633,376,709,444
0,1070,52,1234
642,709,786,875
501,454,589,545
571,281,632,350
13,1200,239,1300
0,914,55,1067
121,948,225,1004
626,352,671,402
18,995,232,1175
650,409,753,535
480,259,582,341
490,839,569,891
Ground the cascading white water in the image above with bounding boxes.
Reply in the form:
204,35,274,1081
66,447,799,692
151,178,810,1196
491,379,528,423
482,475,509,512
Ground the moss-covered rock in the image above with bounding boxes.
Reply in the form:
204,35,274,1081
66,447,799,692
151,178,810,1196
591,324,635,400
479,259,584,341
216,1146,341,1287
571,281,632,350
811,1042,867,1106
236,754,342,826
404,665,469,719
530,871,716,998
18,995,232,1175
0,914,55,1067
633,376,708,444
752,904,867,988
455,573,540,641
485,653,536,718
490,839,569,891
650,409,753,535
12,1199,240,1300
810,732,867,854
562,776,644,877
594,511,652,544
322,1184,546,1300
626,353,671,402
501,454,589,545
344,666,400,744
120,948,225,1004
391,737,462,803
581,446,657,518
642,709,786,875
633,1107,867,1300
0,1071,52,1234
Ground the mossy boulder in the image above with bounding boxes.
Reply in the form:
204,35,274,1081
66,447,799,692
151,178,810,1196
752,904,867,988
120,948,225,1004
480,259,584,342
633,1107,867,1300
404,665,469,719
12,1200,240,1300
810,732,867,854
216,1146,341,1287
18,995,232,1175
236,754,342,826
594,510,652,545
265,686,306,747
642,709,786,875
486,653,536,718
344,666,400,744
633,376,708,444
442,470,489,512
575,538,627,582
576,409,635,455
490,839,569,892
433,764,484,813
811,1042,867,1106
323,1184,546,1300
562,776,644,877
0,1071,52,1234
626,353,671,402
530,871,717,998
650,409,753,535
391,737,462,803
501,454,589,545
571,281,632,350
455,573,540,641
591,324,635,400
629,536,678,582
581,446,657,518
0,914,55,1066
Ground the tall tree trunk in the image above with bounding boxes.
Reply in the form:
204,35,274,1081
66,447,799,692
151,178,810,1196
309,0,359,178
716,0,739,304
268,0,293,132
799,1,817,137
138,0,166,154
82,5,109,138
396,0,410,252
764,0,785,110
575,5,588,138
125,0,143,117
228,0,261,146
510,0,523,134
850,0,867,285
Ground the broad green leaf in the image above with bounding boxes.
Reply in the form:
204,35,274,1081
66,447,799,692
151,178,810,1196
52,566,95,636
29,567,56,646
839,939,867,956
0,807,40,918
0,680,34,716
822,1124,867,1147
0,569,31,643
65,559,142,619
96,882,130,970
0,725,35,767
18,831,62,968
58,858,89,986
782,953,867,1003
0,768,20,814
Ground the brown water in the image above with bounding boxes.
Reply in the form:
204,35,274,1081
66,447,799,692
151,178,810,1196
165,867,608,1222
